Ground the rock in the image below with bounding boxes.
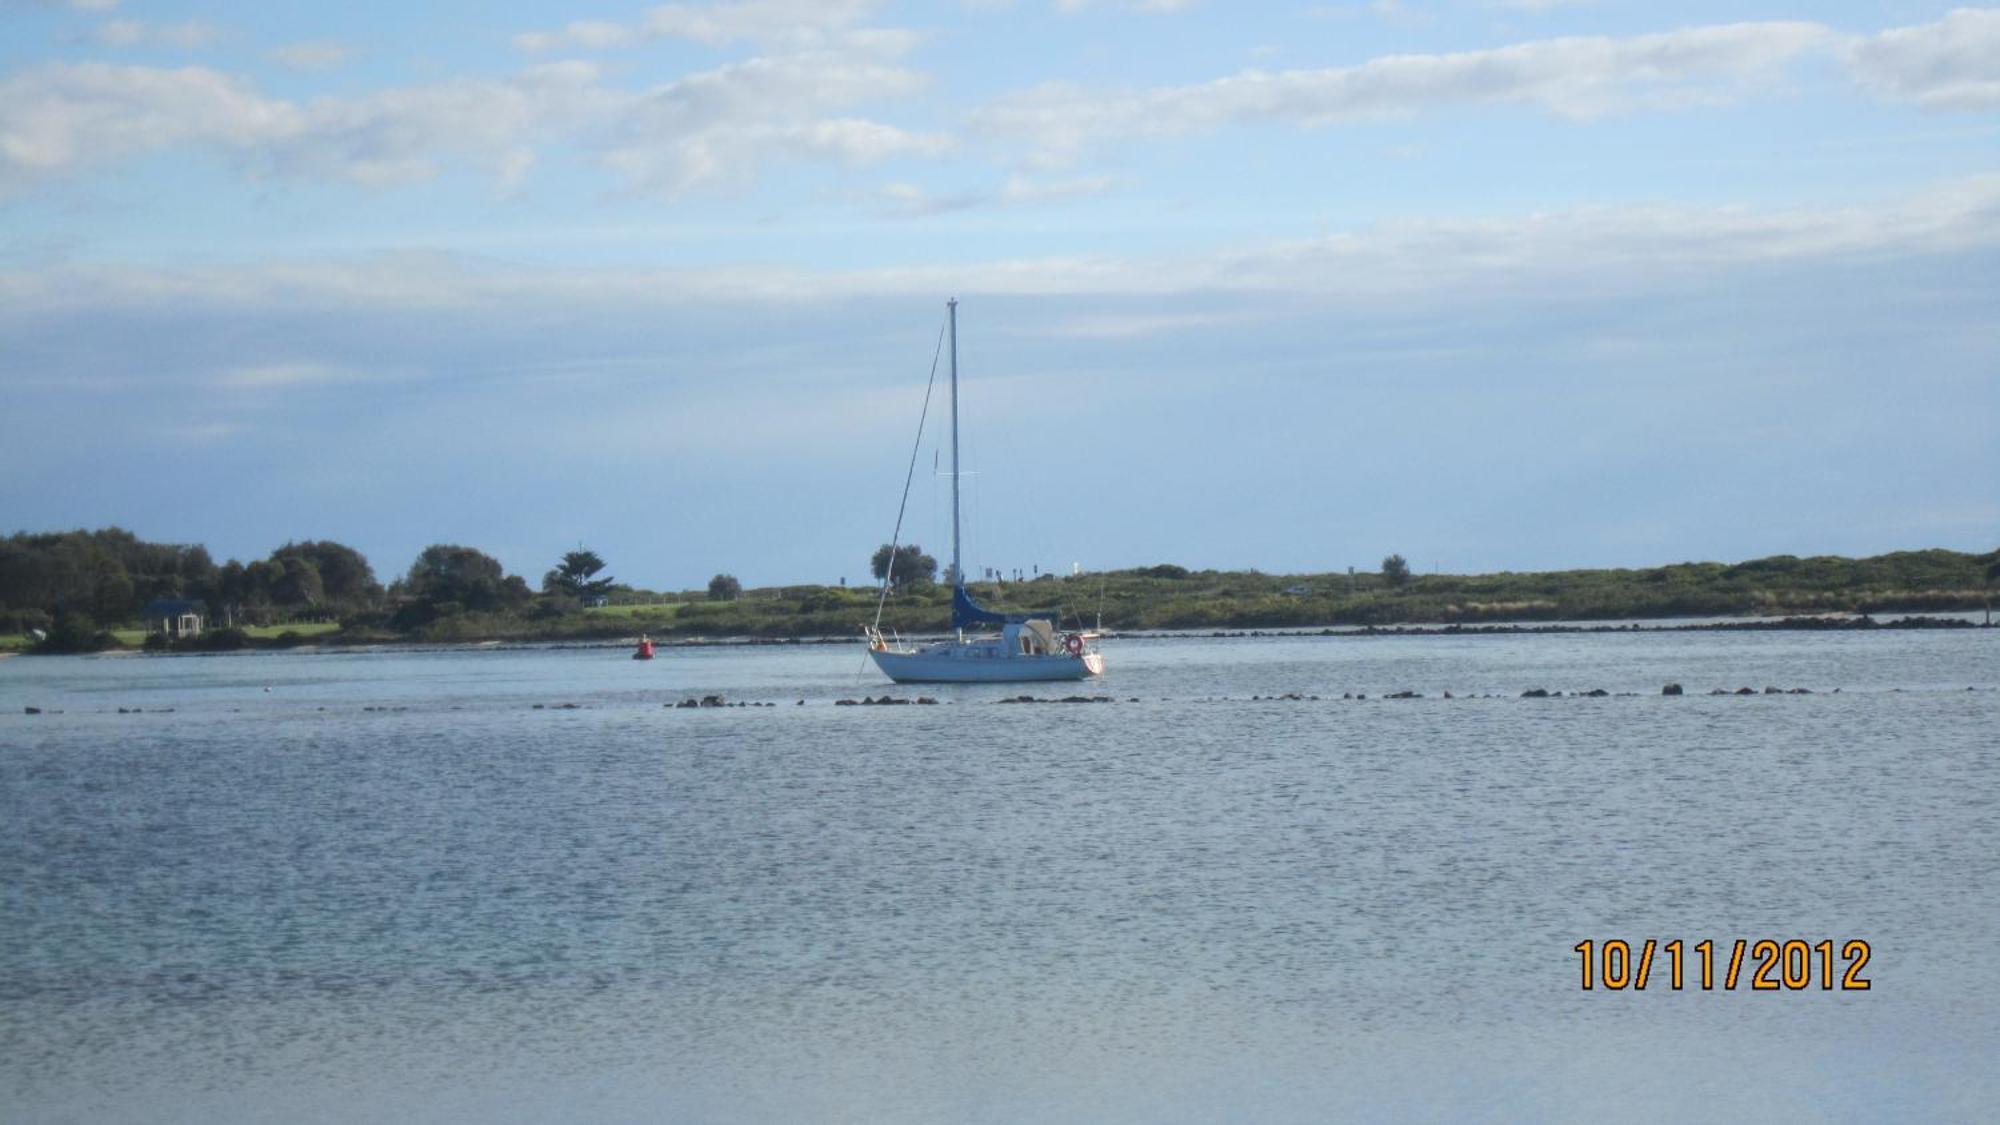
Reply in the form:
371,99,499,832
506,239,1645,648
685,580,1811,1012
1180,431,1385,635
1582,689,1609,697
24,706,41,715
1764,686,1782,695
1386,690,1420,699
1736,687,1757,695
916,697,939,705
1662,683,1683,696
700,695,725,707
1521,688,1550,698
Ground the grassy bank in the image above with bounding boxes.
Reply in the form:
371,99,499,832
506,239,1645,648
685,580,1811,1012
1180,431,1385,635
13,549,1994,652
586,549,1994,638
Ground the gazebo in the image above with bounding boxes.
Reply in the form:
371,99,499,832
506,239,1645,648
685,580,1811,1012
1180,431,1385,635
141,598,205,639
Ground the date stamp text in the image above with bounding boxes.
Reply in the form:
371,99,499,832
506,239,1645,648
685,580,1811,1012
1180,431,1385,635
1574,939,1872,991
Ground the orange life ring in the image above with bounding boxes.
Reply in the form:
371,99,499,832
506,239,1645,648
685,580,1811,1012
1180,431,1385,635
1064,634,1084,656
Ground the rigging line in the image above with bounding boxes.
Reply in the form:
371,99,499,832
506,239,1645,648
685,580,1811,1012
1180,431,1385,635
871,314,950,634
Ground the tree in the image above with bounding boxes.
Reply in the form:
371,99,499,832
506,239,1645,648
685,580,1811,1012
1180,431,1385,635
708,573,742,601
1382,554,1412,588
870,543,938,590
399,545,532,616
271,555,325,608
544,548,615,599
275,541,381,609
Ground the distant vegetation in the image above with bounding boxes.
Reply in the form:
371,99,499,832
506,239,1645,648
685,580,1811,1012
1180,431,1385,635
2,527,1995,653
871,543,938,591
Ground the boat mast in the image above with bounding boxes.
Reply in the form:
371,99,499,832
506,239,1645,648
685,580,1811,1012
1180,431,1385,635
948,297,961,594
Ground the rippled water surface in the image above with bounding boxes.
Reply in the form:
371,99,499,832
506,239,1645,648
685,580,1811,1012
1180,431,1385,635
3,631,1997,1122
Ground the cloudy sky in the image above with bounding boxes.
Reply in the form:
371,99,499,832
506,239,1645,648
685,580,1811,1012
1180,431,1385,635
2,1,1995,590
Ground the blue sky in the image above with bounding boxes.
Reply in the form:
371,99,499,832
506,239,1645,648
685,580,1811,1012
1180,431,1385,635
2,1,1996,590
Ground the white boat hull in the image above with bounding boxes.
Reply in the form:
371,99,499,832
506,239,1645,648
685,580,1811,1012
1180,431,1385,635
869,645,1104,683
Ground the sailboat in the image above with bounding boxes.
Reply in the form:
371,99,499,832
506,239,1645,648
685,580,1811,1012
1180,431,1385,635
865,299,1106,683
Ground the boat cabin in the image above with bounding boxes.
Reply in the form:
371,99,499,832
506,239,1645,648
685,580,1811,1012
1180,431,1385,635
1006,619,1059,655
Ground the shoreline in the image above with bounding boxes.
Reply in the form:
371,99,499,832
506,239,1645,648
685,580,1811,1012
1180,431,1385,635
10,611,1989,658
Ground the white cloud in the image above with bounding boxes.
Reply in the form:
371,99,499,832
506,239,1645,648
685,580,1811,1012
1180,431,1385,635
872,171,1115,215
0,64,300,184
87,18,216,49
1848,7,2000,110
0,51,940,197
513,19,640,52
1367,1,1434,30
1047,310,1241,338
9,175,1994,307
998,172,1116,204
516,0,884,51
1489,0,1595,12
207,362,375,390
596,53,943,193
976,20,1835,159
1056,0,1198,11
268,42,352,72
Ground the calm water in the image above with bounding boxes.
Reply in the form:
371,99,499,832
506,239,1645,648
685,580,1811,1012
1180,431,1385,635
3,631,1996,1123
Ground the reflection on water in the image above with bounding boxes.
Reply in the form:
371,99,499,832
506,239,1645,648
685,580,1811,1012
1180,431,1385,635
2,631,1996,1122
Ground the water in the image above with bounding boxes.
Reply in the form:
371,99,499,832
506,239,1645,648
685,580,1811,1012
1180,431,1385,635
3,631,1996,1122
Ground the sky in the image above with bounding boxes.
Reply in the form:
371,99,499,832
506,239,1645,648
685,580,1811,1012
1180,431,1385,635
1,1,1996,591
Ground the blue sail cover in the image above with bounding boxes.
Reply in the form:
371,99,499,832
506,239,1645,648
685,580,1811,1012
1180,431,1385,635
952,584,1043,631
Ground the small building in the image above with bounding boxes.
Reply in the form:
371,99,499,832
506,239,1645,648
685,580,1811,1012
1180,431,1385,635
1283,584,1314,596
141,598,205,639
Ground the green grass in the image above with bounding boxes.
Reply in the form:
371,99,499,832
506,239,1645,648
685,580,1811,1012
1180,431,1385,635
583,603,684,620
81,621,346,649
243,621,341,639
